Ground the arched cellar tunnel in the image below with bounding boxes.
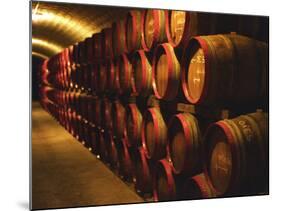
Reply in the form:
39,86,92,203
31,1,269,210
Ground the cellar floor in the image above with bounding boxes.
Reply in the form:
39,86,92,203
31,101,143,210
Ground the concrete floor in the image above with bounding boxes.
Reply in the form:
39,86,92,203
32,102,143,210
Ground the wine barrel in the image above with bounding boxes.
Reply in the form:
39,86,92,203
112,20,127,57
204,111,268,196
85,37,94,64
117,54,133,94
125,103,143,147
106,131,120,169
101,28,114,59
68,45,74,66
101,98,113,130
97,62,107,94
112,100,126,139
99,130,109,162
164,11,220,48
92,98,102,127
142,107,167,160
79,93,88,118
84,64,92,91
74,91,82,114
165,10,190,47
90,126,99,155
92,32,103,62
126,10,143,53
68,91,75,109
90,64,98,94
180,173,217,199
152,43,180,101
153,159,176,201
131,50,152,96
142,9,167,51
83,121,92,147
76,114,84,142
78,41,86,65
73,43,80,69
118,138,134,181
105,59,117,93
181,34,268,106
168,113,203,175
74,65,83,89
134,147,153,194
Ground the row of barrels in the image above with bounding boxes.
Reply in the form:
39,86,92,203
40,86,269,200
41,33,268,109
46,9,268,72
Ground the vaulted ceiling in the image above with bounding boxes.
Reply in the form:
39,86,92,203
32,1,130,58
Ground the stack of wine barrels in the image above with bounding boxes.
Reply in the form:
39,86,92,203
38,8,269,202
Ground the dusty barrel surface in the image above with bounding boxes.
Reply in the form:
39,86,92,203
168,113,203,175
204,112,269,196
180,173,217,199
112,20,127,57
181,34,268,106
142,9,167,51
142,107,167,160
131,50,152,96
152,43,181,101
125,103,143,147
153,159,176,201
134,147,153,194
111,100,126,139
126,10,143,53
117,54,133,94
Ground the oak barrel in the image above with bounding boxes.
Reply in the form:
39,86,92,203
181,34,268,106
153,159,176,201
180,173,217,199
204,111,269,196
117,53,133,94
168,113,203,175
126,10,143,53
111,100,126,139
142,107,167,160
101,27,114,59
125,103,143,147
142,9,167,51
112,20,127,57
92,32,103,62
152,43,180,101
118,138,134,181
134,147,153,194
131,50,152,96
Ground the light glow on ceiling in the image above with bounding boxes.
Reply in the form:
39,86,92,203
32,52,49,59
32,9,95,40
32,38,63,54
